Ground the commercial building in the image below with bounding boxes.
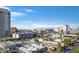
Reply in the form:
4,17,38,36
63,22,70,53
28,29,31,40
65,24,70,34
4,41,47,53
0,8,10,37
10,27,17,34
18,43,47,53
12,33,37,39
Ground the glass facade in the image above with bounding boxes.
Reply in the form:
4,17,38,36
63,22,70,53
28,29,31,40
0,8,10,37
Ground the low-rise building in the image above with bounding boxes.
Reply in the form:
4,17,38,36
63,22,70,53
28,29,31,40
10,27,17,33
12,33,37,39
18,43,47,53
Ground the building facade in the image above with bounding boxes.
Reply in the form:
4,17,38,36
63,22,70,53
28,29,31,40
10,27,17,33
12,33,37,39
0,8,10,37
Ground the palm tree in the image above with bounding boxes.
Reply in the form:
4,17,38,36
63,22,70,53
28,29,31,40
60,29,64,42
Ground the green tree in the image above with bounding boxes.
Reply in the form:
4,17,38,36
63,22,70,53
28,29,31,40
73,46,79,53
64,39,71,46
45,32,52,41
55,42,62,53
0,47,4,53
34,38,40,45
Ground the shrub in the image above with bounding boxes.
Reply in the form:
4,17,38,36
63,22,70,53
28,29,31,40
55,42,62,53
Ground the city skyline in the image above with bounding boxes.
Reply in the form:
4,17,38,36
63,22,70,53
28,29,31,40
0,6,79,29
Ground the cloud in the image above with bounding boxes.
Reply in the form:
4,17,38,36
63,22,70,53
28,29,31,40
11,12,24,17
25,9,35,13
0,7,25,17
11,21,64,30
11,24,34,30
0,6,10,10
32,24,63,28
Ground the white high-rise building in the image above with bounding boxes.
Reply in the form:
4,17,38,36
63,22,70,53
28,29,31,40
0,8,10,37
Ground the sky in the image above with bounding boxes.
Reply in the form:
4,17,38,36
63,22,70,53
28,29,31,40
0,6,79,29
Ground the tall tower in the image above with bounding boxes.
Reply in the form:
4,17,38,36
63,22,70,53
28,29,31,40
0,8,10,37
65,24,70,34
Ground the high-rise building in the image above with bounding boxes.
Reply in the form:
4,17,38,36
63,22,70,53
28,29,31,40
0,8,10,37
65,24,70,34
